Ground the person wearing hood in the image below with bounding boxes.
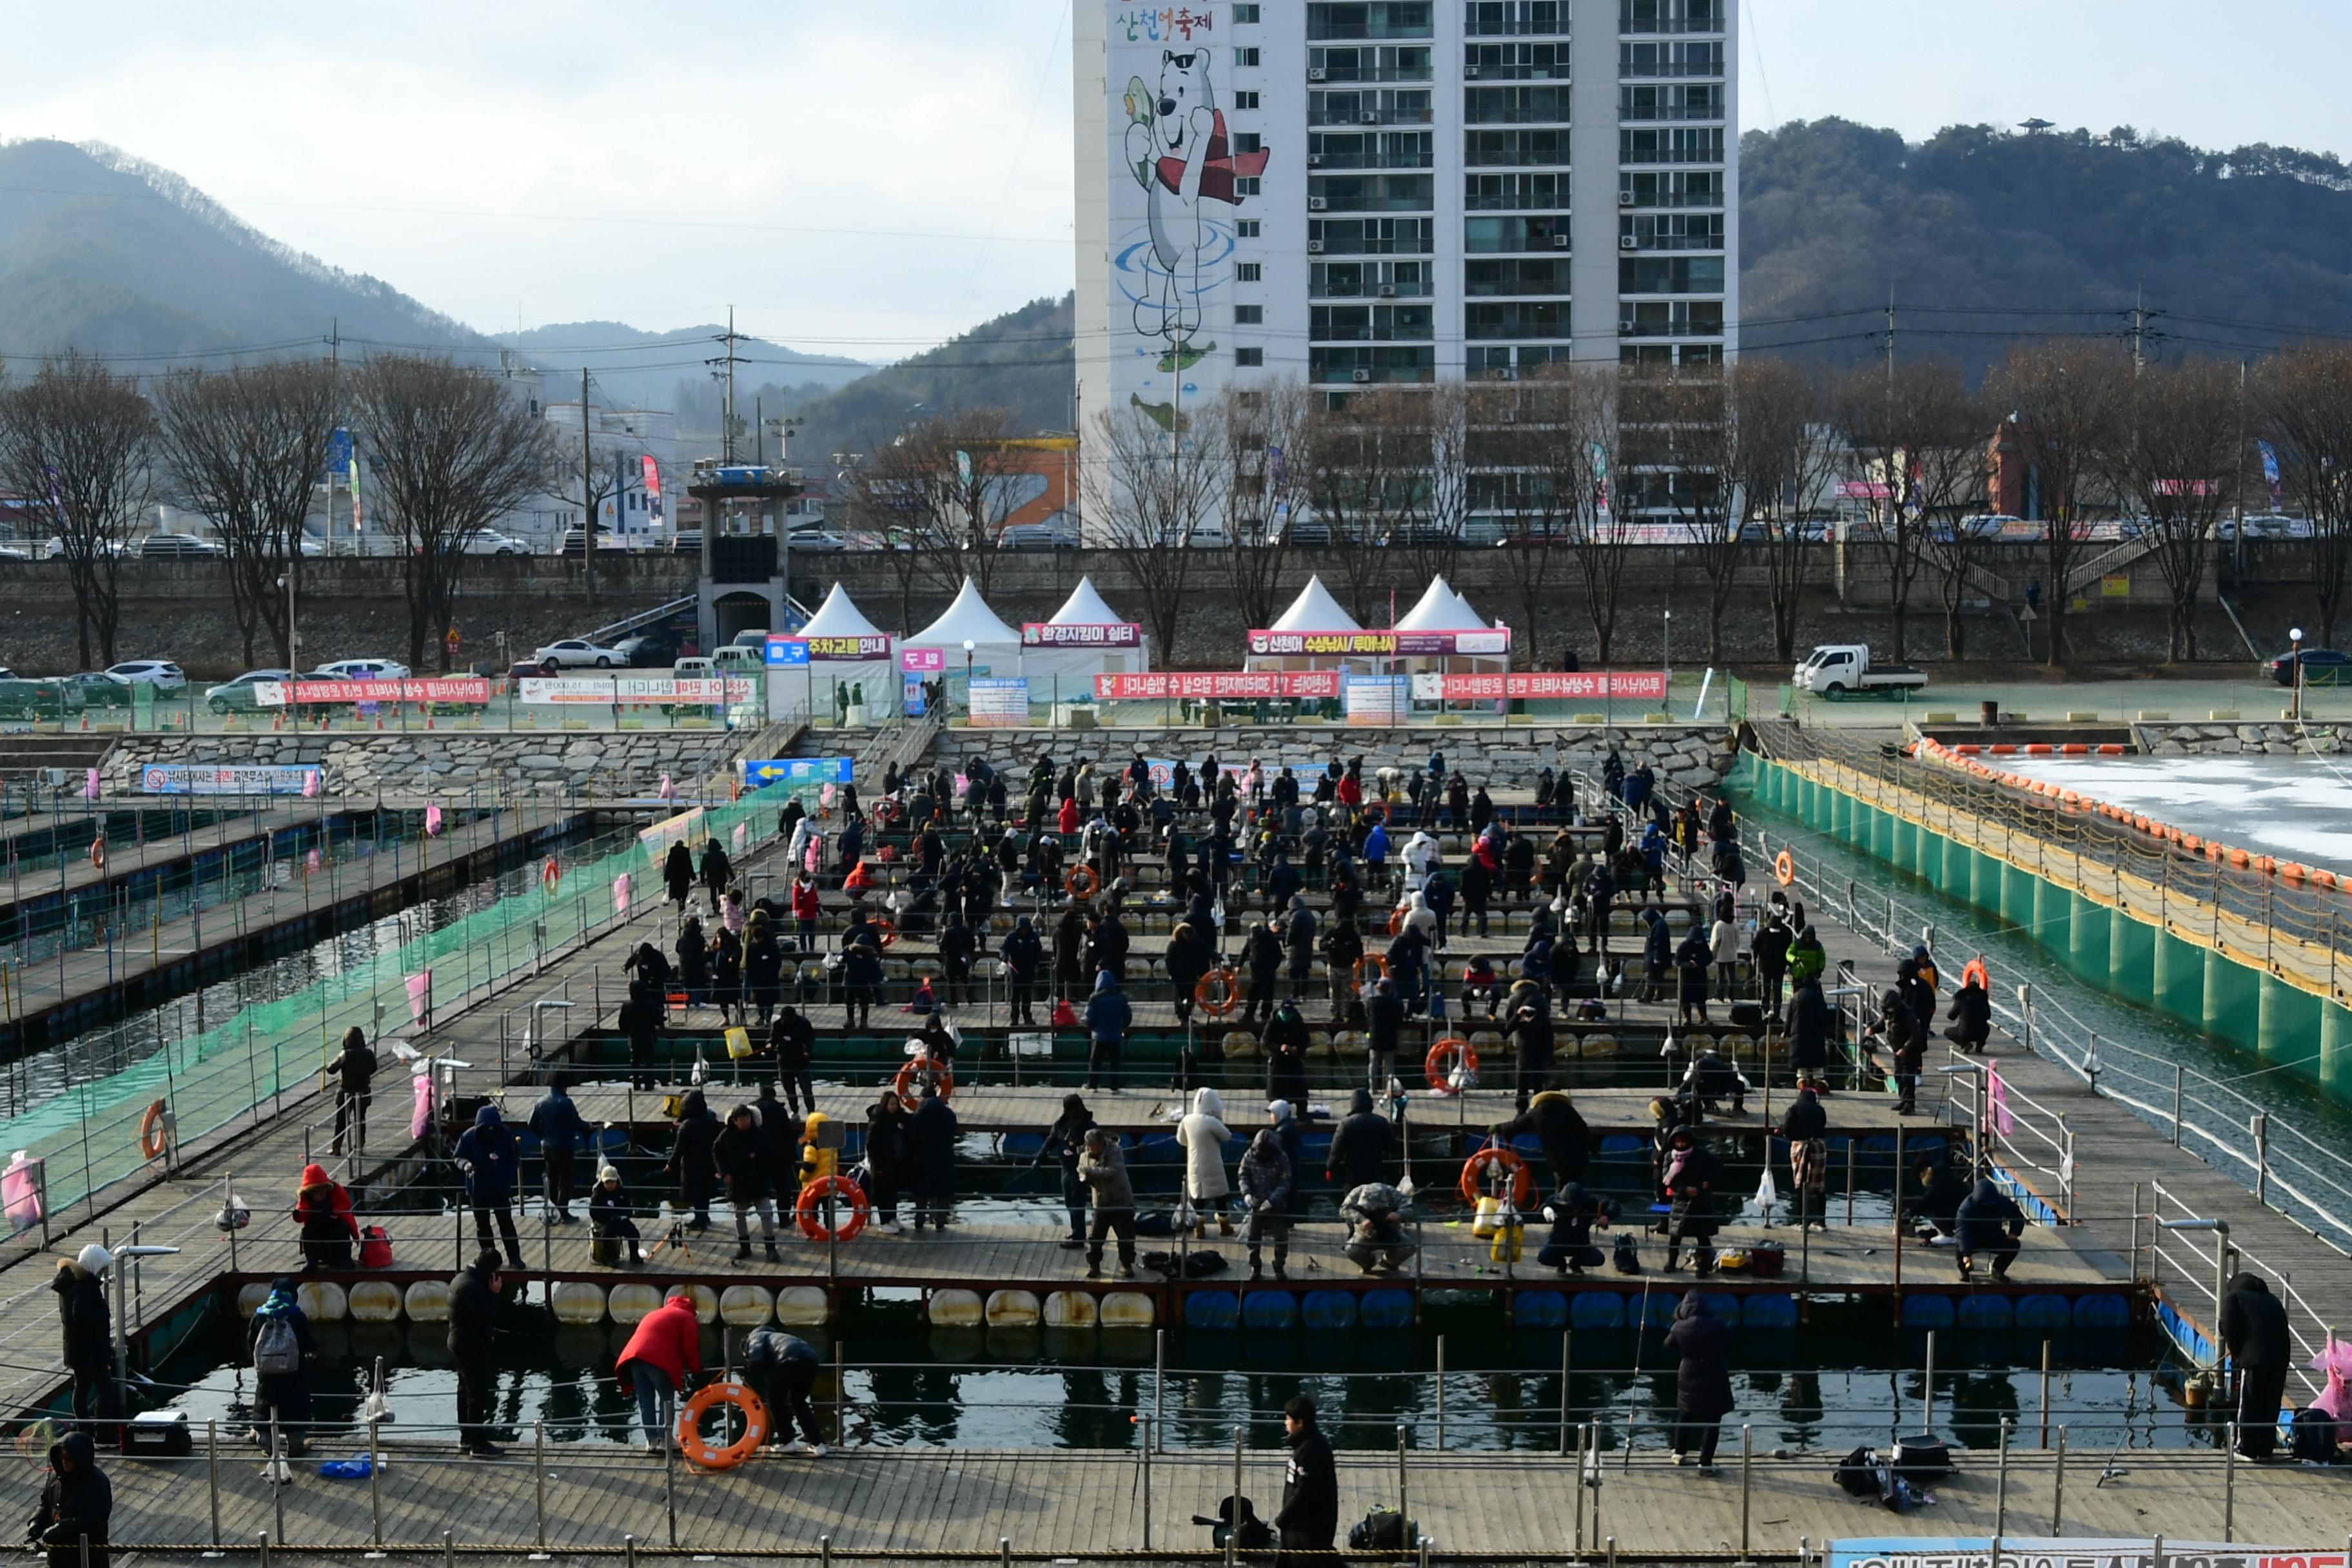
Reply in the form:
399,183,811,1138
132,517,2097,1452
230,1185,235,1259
1084,970,1132,1092
1778,1088,1829,1230
1901,1156,1970,1240
1668,1292,1736,1471
1179,1087,1235,1238
1661,1127,1721,1276
1787,923,1827,986
1493,1090,1591,1191
1036,1094,1097,1248
1166,921,1210,1027
245,1276,317,1453
454,1104,525,1269
744,916,785,1029
865,1090,910,1233
906,1084,959,1231
663,838,694,914
839,937,883,1031
529,1074,587,1226
1877,988,1923,1115
1340,1182,1415,1273
52,1245,114,1431
1264,997,1312,1109
745,1328,827,1455
589,1164,644,1266
1504,979,1556,1112
1402,828,1440,891
2220,1269,2291,1459
698,836,734,916
1787,974,1828,1083
1001,914,1044,1026
447,1248,504,1456
1538,1183,1607,1275
326,1024,377,1157
1326,1088,1395,1189
1283,894,1317,999
714,1103,781,1262
1954,1177,2024,1279
1364,974,1405,1090
616,1293,702,1447
1944,972,1991,1051
1674,926,1712,1026
769,1005,816,1117
1275,1393,1338,1562
29,1430,110,1567
619,977,664,1092
752,1081,801,1190
1752,916,1792,1022
294,1162,360,1269
937,907,976,1008
710,926,745,1026
665,1090,723,1234
1638,907,1673,1004
1240,1128,1293,1280
1387,917,1431,1017
1079,1128,1137,1278
1052,906,1088,1003
1240,919,1283,1028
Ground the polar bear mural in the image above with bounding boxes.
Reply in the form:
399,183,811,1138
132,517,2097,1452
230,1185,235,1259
1122,47,1269,387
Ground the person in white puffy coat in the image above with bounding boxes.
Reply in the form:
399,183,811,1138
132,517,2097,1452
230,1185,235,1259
1178,1086,1235,1239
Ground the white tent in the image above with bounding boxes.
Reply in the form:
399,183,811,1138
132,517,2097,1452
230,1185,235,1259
1394,575,1487,632
1032,574,1148,687
1048,576,1128,627
1269,574,1365,633
790,582,894,726
907,577,1023,649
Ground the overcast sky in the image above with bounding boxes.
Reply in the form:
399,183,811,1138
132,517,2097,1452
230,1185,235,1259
6,1,2347,363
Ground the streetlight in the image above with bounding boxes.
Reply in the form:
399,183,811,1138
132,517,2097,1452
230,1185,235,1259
2289,627,2305,723
962,638,975,719
1662,607,1673,687
279,571,297,672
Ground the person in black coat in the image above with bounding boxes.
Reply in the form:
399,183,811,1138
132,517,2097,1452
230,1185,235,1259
1787,976,1828,1083
447,1248,503,1456
1503,979,1555,1112
1667,1291,1736,1471
1325,1088,1394,1189
1365,976,1405,1091
1752,916,1792,1021
674,916,710,1006
714,1103,780,1262
1262,998,1312,1109
1778,1086,1829,1229
1493,1090,1590,1191
743,920,784,1029
1877,988,1923,1114
699,838,733,914
1001,916,1044,1026
2220,1270,2291,1460
1903,1157,1970,1239
1282,895,1317,999
1052,907,1088,1003
839,939,883,1031
1944,977,1991,1050
1674,928,1712,1025
620,983,663,1092
865,1091,910,1231
1954,1177,2025,1280
1166,921,1211,1027
1661,1128,1721,1276
905,1085,959,1231
1035,1093,1096,1247
666,1090,722,1232
29,1431,111,1568
1537,1182,1607,1275
663,839,694,914
326,1024,377,1156
938,910,977,1007
1273,1395,1338,1565
1640,908,1673,1003
769,1006,816,1116
52,1247,114,1431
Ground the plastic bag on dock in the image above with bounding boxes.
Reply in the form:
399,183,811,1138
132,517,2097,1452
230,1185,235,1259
2311,1338,2352,1421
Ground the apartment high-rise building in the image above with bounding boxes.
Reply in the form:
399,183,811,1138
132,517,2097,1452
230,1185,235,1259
1074,0,1737,522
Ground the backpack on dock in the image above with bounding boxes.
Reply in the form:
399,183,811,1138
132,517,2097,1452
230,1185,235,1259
358,1226,393,1270
253,1314,302,1378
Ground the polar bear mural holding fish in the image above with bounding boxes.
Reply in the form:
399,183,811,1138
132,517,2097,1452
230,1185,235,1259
1122,47,1269,378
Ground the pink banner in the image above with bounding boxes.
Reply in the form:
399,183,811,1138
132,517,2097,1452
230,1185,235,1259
1988,1059,2014,1137
1097,671,1342,700
409,1072,435,1141
899,647,945,672
404,969,432,1025
1411,671,1669,701
1022,622,1141,648
292,678,490,705
612,872,632,916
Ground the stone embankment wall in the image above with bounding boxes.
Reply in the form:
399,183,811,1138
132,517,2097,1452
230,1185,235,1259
933,724,1738,791
2133,721,2348,756
106,729,756,799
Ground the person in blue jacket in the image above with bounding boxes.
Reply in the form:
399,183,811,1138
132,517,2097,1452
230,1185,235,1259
527,1075,587,1226
453,1104,525,1269
1084,970,1132,1092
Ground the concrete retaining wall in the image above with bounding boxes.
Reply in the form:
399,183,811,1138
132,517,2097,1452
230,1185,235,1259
2133,721,2349,756
106,729,756,799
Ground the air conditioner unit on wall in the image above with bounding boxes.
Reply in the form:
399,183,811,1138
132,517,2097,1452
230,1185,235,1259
1308,66,1327,81
1621,233,1640,248
1360,111,1380,124
1619,189,1636,205
1553,233,1569,248
1308,240,1325,253
1309,152,1324,166
1352,368,1373,382
1378,283,1397,297
1465,64,1480,79
1309,196,1328,210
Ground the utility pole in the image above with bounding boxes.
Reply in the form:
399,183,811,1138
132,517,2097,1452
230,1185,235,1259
2127,287,2162,377
326,318,340,558
580,368,598,608
1885,285,1896,390
709,308,744,463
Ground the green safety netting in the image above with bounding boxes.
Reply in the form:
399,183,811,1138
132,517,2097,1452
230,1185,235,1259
1,777,818,1222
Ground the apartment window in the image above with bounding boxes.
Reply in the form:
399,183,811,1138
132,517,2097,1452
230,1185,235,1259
1235,177,1262,196
1235,46,1261,67
1309,216,1436,254
1465,172,1566,211
1233,132,1263,156
1237,262,1264,282
1465,41,1565,79
1464,128,1569,166
1236,348,1266,367
1620,0,1721,35
1237,219,1262,237
1620,126,1725,163
1464,257,1571,295
1234,90,1260,110
1234,2,1262,19
1235,304,1264,324
1465,213,1567,251
1308,3,1436,42
1465,301,1569,339
1464,85,1569,123
1618,255,1725,293
1465,2,1561,37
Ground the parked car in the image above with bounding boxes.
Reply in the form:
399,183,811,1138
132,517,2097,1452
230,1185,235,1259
558,525,616,556
104,659,186,692
2221,514,2309,543
531,638,626,672
205,669,297,713
315,658,411,681
1276,518,1334,548
712,645,766,678
463,529,533,556
783,530,848,553
612,632,680,667
996,520,1079,551
0,544,32,562
139,533,220,559
2268,648,2349,687
67,673,133,710
673,656,717,681
0,679,81,721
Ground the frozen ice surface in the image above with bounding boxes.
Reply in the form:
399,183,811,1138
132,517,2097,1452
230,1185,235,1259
2000,754,2352,878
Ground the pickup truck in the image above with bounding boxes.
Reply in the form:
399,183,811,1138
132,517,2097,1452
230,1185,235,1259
1792,643,1928,698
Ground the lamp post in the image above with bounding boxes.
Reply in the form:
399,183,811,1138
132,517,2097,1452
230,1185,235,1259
963,638,975,720
279,572,298,672
2289,627,2305,723
1662,607,1673,689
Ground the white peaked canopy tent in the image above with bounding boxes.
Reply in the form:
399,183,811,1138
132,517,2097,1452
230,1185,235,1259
1393,576,1484,633
1249,574,1378,672
907,577,1023,651
791,582,895,725
1032,574,1149,685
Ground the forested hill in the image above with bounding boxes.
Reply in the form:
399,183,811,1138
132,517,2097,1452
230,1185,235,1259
1739,119,2352,375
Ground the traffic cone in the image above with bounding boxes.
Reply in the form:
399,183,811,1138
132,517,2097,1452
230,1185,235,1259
375,714,384,730
79,714,88,731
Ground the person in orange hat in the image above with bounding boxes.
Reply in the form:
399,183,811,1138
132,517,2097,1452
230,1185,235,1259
293,1164,358,1271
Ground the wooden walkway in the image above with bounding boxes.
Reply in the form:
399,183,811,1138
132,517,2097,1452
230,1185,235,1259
1,803,337,917
21,1444,2342,1558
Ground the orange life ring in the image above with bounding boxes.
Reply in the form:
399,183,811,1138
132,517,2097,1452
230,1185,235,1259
541,856,561,890
1387,906,1407,936
894,1057,954,1101
1773,850,1795,888
1193,968,1241,1017
88,837,106,872
1458,1143,1532,1208
795,1175,869,1242
874,798,904,828
138,1099,169,1161
1425,1037,1478,1093
1353,954,1390,992
1961,957,1990,993
1066,865,1100,901
677,1380,769,1470
873,917,897,950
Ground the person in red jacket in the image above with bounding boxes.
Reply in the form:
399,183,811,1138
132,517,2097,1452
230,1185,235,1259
1056,796,1080,836
616,1295,702,1447
293,1163,358,1271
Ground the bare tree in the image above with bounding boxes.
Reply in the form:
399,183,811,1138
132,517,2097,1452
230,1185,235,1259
153,360,338,668
2259,342,2352,647
0,354,154,667
843,408,1032,607
1989,342,2132,665
1083,399,1227,665
1628,370,1738,662
1213,382,1309,629
1837,361,1983,660
1300,387,1423,625
2106,358,2240,662
346,354,557,672
1493,365,1611,667
837,432,948,635
1729,358,1842,662
1383,380,1473,596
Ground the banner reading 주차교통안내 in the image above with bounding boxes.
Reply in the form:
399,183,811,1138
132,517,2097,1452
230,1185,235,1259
967,677,1030,727
1828,1540,2338,1568
139,763,322,796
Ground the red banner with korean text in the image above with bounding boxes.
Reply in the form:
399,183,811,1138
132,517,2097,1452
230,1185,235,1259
1096,671,1342,700
1407,671,1667,701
